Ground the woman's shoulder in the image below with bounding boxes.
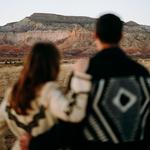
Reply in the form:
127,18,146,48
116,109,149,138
38,81,60,106
3,87,13,102
41,81,59,94
0,87,13,117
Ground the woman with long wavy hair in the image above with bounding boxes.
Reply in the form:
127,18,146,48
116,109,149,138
0,42,91,150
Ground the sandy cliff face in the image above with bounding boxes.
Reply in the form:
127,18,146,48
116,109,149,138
121,21,150,57
0,13,150,59
0,30,71,45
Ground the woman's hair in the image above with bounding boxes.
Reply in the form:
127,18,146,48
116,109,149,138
9,42,60,115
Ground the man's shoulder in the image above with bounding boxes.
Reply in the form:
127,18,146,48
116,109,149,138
128,59,150,76
90,51,106,61
89,49,150,77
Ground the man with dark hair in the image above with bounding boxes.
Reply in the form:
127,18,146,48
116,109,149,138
74,13,150,148
86,13,150,78
96,13,123,44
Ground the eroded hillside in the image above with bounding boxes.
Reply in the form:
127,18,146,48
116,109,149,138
0,13,150,62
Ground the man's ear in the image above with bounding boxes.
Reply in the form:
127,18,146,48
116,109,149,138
93,33,103,50
93,32,98,40
120,32,123,40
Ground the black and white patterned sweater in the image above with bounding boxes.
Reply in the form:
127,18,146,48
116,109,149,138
83,47,150,143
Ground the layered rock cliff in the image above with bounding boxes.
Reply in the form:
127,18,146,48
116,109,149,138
121,21,150,57
0,13,150,61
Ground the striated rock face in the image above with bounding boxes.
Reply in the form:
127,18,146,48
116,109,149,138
0,13,150,60
0,30,71,45
121,21,150,57
0,13,95,32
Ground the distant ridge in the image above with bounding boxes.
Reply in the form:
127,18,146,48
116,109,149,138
0,13,150,59
0,13,95,32
125,21,139,26
29,13,95,24
0,13,149,33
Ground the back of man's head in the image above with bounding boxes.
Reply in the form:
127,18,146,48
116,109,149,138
96,13,123,44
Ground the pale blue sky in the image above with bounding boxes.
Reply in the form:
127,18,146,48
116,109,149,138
0,0,150,26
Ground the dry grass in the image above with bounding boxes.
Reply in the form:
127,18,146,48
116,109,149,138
0,64,73,102
1,59,150,101
0,66,22,101
137,59,150,71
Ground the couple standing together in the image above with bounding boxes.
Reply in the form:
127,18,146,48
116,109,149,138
0,13,150,150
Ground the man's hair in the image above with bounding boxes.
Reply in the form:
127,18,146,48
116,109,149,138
96,13,123,44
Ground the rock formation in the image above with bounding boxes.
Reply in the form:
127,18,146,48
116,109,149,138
0,13,150,61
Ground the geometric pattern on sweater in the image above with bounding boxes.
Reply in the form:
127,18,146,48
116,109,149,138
83,77,150,143
5,105,45,133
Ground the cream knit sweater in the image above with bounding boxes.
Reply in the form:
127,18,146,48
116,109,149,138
0,72,91,150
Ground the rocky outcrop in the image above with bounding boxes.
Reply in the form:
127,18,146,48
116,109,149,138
0,30,71,45
121,21,150,57
0,13,95,32
0,13,150,60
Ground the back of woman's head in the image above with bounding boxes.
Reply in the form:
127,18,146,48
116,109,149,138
9,42,60,115
28,42,60,83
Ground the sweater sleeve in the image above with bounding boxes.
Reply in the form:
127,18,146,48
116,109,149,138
50,72,92,123
0,100,8,150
